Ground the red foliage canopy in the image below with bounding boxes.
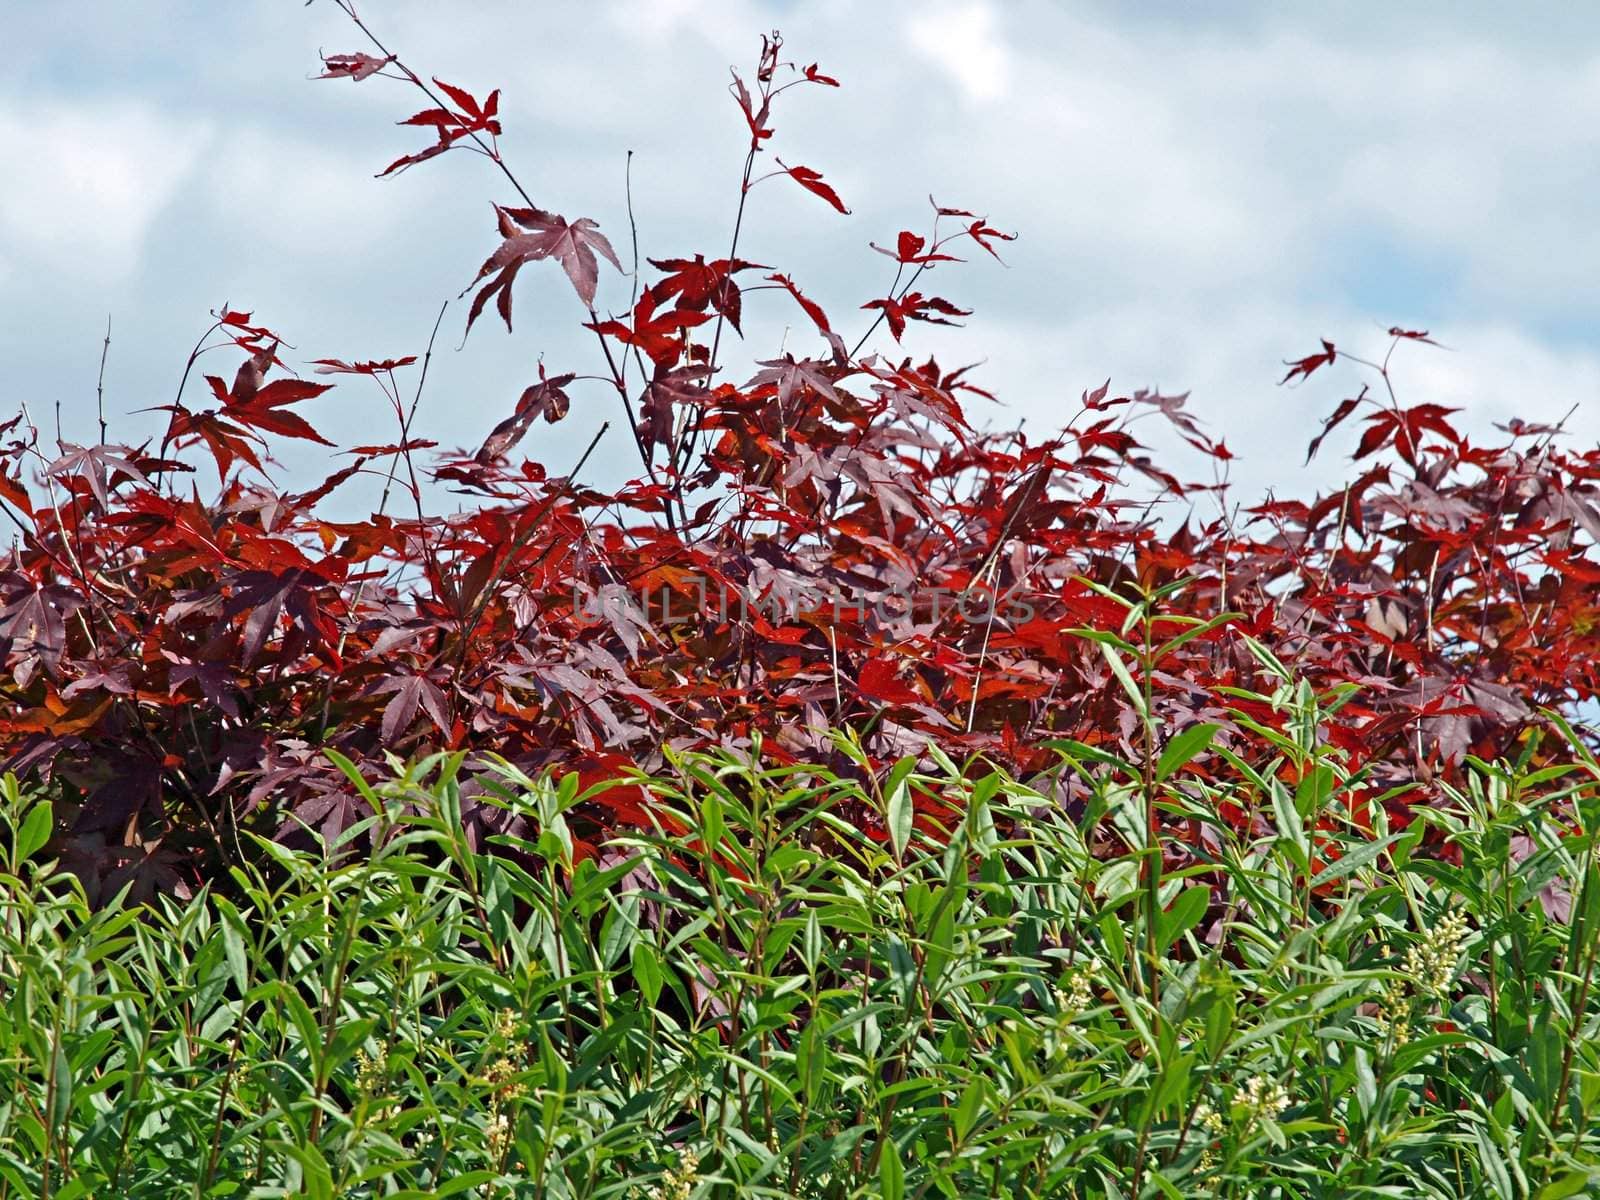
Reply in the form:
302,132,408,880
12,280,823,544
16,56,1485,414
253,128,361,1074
2,18,1596,902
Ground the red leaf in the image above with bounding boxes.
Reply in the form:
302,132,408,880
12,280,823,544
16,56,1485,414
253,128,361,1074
433,78,489,120
244,379,334,410
930,197,976,218
230,406,334,446
587,291,713,368
803,63,840,86
317,52,394,81
646,255,764,333
377,674,449,744
1281,339,1338,385
463,204,623,331
861,292,971,342
1354,411,1400,461
1306,385,1368,463
767,273,848,361
378,137,455,178
731,73,772,143
964,219,1016,262
858,657,920,706
871,230,963,266
312,356,418,375
1388,327,1439,345
0,468,31,516
347,438,438,456
475,371,577,461
775,160,850,214
377,78,502,178
767,273,832,334
399,108,457,130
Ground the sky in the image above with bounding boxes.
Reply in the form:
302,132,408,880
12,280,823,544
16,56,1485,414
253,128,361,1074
5,0,1599,518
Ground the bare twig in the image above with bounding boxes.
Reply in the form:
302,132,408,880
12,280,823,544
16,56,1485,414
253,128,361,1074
96,315,112,444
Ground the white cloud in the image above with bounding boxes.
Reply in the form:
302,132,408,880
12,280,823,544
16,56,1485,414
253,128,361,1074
907,3,1011,103
200,126,415,255
0,103,210,283
2,0,1596,511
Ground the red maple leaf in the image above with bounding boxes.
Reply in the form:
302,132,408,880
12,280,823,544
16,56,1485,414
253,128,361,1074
767,273,847,362
646,255,764,333
374,673,450,743
1355,403,1462,467
1305,385,1369,464
1281,339,1338,385
858,657,921,706
963,219,1016,262
588,291,713,369
861,292,971,341
312,356,418,375
0,467,30,517
640,365,712,454
871,231,962,266
474,371,577,462
203,375,334,445
464,204,623,332
379,78,502,176
730,73,773,144
45,443,151,509
775,160,850,214
316,51,395,82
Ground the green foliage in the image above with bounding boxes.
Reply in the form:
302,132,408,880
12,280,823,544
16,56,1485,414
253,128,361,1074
2,705,1599,1198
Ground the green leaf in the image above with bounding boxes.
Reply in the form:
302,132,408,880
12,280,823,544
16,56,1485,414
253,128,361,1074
954,1078,985,1142
1204,985,1235,1059
1353,1045,1377,1117
1239,633,1292,683
1153,611,1241,664
700,791,724,851
1270,779,1309,866
14,800,51,864
1309,834,1402,889
322,746,380,812
879,1133,905,1200
47,1040,71,1132
1157,885,1210,951
598,889,640,968
630,939,663,1005
1155,723,1220,782
797,1020,828,1099
1535,1170,1599,1200
801,909,824,973
428,1173,499,1197
1098,641,1149,721
215,896,252,994
886,755,916,861
1473,1120,1515,1199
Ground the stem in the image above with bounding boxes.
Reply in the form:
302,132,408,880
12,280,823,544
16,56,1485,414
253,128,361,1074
95,315,111,445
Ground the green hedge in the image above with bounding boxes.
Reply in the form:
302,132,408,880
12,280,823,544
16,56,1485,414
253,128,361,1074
2,708,1599,1197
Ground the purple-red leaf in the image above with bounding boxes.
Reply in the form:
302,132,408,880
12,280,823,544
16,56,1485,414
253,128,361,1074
1281,339,1338,385
463,205,623,332
317,52,395,82
775,160,850,214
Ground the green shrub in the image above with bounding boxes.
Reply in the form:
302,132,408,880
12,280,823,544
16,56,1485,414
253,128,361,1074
2,699,1599,1197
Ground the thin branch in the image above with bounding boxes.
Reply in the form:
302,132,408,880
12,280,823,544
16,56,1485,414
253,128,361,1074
96,314,112,445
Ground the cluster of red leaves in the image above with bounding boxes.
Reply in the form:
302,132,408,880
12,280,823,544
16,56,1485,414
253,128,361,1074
2,25,1597,903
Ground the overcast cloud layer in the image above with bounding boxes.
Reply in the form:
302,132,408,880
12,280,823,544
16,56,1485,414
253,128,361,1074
6,1,1598,515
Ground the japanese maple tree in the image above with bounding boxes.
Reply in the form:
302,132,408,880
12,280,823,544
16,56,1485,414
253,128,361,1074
1,3,1596,902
